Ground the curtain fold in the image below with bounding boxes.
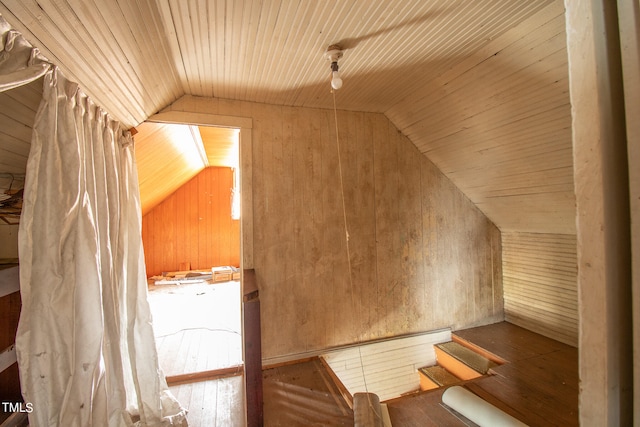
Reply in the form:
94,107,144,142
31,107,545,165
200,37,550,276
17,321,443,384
0,16,49,91
2,14,187,427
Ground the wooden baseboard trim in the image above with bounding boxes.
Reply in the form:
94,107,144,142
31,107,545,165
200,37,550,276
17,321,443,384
261,356,319,371
262,328,452,369
166,365,244,386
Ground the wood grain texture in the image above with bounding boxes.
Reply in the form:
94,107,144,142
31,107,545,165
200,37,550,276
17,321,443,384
385,387,468,426
0,265,19,298
0,227,19,259
142,167,240,276
134,122,207,215
566,0,634,424
0,279,21,410
0,362,22,422
244,297,262,427
169,376,245,427
455,322,578,427
385,321,578,427
0,79,41,175
501,232,577,346
0,291,20,356
0,0,181,127
262,358,353,426
163,96,503,360
434,346,482,381
148,280,242,377
322,330,451,402
1,0,572,239
386,0,574,235
199,126,239,168
259,321,577,426
618,0,640,418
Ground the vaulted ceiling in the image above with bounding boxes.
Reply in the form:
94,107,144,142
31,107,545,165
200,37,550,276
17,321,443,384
0,0,574,233
135,122,239,214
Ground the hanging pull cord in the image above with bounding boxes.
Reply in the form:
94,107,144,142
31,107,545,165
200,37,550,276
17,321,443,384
332,89,376,404
332,89,351,245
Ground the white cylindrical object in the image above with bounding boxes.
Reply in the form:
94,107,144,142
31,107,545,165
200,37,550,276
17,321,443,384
331,71,343,90
442,386,528,427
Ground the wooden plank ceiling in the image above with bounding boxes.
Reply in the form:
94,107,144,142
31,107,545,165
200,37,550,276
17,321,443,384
135,122,238,215
0,0,573,233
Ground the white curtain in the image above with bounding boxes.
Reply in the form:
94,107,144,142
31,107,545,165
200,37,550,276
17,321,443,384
0,20,49,91
1,15,187,426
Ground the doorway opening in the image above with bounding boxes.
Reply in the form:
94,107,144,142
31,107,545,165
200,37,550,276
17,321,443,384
148,275,243,379
134,121,243,381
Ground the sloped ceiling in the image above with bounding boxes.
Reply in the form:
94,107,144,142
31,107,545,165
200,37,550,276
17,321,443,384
0,0,574,233
135,122,238,215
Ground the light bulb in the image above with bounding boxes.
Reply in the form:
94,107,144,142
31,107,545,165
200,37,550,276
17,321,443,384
331,70,343,90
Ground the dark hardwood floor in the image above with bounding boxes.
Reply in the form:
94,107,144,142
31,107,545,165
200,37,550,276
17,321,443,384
262,322,578,427
262,358,354,426
165,322,578,426
451,322,578,427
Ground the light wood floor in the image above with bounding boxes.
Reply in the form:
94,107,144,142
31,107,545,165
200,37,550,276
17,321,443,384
169,375,245,427
147,280,243,377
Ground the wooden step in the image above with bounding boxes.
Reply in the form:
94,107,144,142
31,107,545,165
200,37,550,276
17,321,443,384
451,334,508,365
418,365,461,391
434,341,497,381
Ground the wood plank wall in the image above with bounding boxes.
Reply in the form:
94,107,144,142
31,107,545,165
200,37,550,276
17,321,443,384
502,232,577,346
0,265,22,417
162,96,503,360
141,166,240,277
0,79,41,176
0,226,19,259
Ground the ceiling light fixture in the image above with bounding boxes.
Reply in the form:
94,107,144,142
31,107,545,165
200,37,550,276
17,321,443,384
325,44,344,90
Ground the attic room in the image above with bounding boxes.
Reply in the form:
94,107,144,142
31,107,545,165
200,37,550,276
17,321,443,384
0,1,638,426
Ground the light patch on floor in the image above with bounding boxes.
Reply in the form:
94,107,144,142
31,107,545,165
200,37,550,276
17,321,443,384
169,375,245,427
147,280,242,376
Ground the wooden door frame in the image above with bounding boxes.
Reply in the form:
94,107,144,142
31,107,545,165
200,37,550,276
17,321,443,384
564,0,637,424
147,109,257,423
